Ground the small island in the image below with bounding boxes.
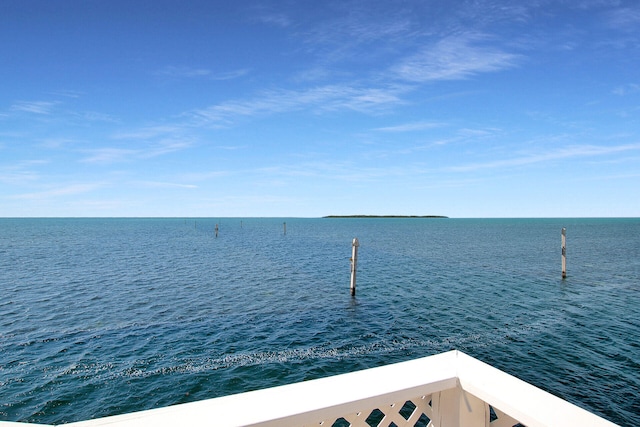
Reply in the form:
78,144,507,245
323,215,448,218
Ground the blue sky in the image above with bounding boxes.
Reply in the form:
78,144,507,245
1,0,639,217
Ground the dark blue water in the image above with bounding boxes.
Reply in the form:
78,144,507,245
1,218,639,425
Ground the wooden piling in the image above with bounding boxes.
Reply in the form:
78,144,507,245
215,224,219,238
283,222,286,235
350,238,359,296
561,227,567,279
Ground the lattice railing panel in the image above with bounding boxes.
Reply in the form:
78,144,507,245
488,405,521,427
316,394,433,427
314,394,525,427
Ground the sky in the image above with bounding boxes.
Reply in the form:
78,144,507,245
1,0,639,218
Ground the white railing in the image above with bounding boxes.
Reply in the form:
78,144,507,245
2,350,618,427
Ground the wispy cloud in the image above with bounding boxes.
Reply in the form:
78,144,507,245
77,124,196,164
157,66,249,81
49,90,83,99
300,4,412,58
217,145,247,151
80,138,192,164
112,125,182,140
256,12,291,28
391,33,520,82
210,69,250,81
606,6,640,31
81,148,138,164
180,170,230,182
135,181,198,189
0,170,40,184
612,83,640,96
38,138,78,149
449,143,640,172
141,139,193,158
77,111,119,123
5,97,117,127
157,66,212,78
253,159,426,184
189,84,407,126
11,101,59,115
0,160,49,184
374,121,446,132
10,183,103,200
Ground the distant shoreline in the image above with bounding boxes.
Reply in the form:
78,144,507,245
323,215,448,218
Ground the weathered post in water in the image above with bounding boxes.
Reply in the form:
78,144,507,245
215,224,219,238
561,227,567,279
283,222,286,235
350,237,359,296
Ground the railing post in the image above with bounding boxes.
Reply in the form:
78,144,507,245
430,387,487,427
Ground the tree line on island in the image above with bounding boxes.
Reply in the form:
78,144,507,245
323,215,448,218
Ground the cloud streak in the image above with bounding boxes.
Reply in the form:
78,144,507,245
81,139,193,164
188,84,408,126
449,143,640,172
135,181,198,189
87,126,196,163
0,170,41,185
612,83,640,96
373,121,446,132
10,101,59,115
606,6,640,31
298,3,412,61
157,66,249,81
392,33,520,82
81,148,139,164
10,183,103,200
161,21,521,131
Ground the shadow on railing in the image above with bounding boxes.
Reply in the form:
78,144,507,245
2,350,618,427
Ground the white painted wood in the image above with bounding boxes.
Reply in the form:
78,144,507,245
456,351,617,427
2,350,618,427
430,387,486,427
64,352,457,427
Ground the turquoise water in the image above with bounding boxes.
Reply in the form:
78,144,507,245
1,218,639,425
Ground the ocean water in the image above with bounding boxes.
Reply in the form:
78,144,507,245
1,218,639,425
